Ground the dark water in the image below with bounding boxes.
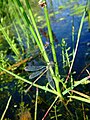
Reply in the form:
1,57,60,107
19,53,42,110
36,0,90,78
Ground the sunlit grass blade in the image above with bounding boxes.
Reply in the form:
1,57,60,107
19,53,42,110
42,96,59,120
0,66,59,96
70,90,90,99
34,88,38,120
1,96,12,120
62,76,90,95
43,0,59,77
68,96,90,104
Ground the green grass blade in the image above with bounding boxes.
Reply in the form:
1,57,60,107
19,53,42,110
0,66,60,96
1,96,12,120
0,24,20,58
34,88,38,120
62,76,90,95
43,1,59,77
68,96,90,104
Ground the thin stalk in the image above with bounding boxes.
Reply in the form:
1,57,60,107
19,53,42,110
0,66,60,96
68,96,90,104
42,96,59,120
43,2,59,77
25,68,49,93
63,76,90,95
1,96,12,120
11,0,63,100
65,10,86,82
18,0,62,95
72,16,75,56
54,105,58,120
34,87,38,120
24,0,50,63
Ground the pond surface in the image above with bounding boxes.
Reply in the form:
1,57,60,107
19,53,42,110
31,0,90,78
0,0,90,119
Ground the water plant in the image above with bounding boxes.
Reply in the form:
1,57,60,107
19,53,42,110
0,0,90,120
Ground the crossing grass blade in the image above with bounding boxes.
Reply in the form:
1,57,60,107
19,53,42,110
68,96,90,104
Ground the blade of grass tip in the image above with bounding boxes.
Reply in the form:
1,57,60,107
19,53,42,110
34,87,38,120
0,66,59,96
65,10,86,82
1,96,12,120
10,0,32,49
43,0,59,77
42,96,59,120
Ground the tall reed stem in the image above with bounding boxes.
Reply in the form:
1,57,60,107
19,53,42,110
43,1,59,77
24,0,62,96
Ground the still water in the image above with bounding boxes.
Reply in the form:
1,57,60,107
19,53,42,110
31,0,90,78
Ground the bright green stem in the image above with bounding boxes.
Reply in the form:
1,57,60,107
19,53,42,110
87,0,90,29
25,0,49,60
12,0,63,98
0,66,60,96
24,0,62,95
44,4,59,77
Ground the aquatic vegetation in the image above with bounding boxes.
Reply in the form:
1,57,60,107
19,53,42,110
0,0,90,120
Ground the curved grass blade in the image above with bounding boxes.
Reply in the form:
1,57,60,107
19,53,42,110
25,65,46,71
29,68,46,79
